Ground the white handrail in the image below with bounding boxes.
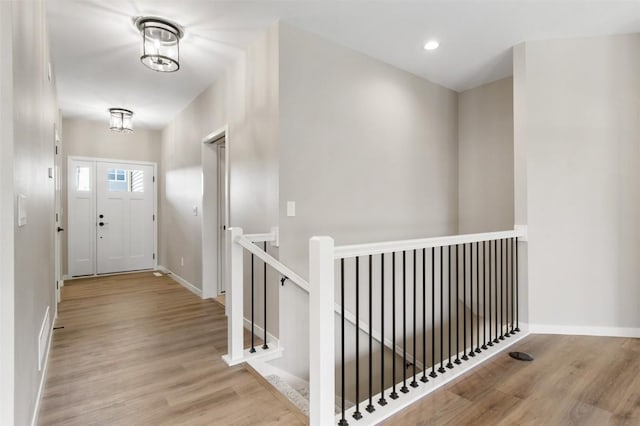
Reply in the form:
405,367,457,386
334,228,527,259
236,235,311,293
244,232,277,243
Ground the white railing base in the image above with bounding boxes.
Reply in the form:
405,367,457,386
336,330,530,425
222,345,284,367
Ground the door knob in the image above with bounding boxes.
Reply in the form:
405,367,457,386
99,214,104,219
57,227,64,232
99,222,105,227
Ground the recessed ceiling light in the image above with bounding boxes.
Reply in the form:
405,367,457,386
424,40,440,51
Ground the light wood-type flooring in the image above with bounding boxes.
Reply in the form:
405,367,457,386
384,333,640,425
39,272,640,425
38,272,305,426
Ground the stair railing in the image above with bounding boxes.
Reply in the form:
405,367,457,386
309,228,528,426
224,226,527,425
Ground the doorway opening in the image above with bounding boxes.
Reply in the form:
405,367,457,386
201,126,229,300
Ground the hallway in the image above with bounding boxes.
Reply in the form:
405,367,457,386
38,273,305,426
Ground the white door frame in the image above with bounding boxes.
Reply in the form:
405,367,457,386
53,124,62,305
201,125,229,299
66,156,158,278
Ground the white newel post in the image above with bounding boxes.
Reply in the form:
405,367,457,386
225,227,244,365
309,236,335,426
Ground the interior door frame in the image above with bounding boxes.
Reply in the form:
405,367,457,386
53,124,62,305
201,125,229,300
66,156,158,278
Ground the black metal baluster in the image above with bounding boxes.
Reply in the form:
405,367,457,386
401,251,409,393
447,245,453,370
263,242,268,350
462,244,469,361
390,252,398,399
430,248,437,379
494,240,499,344
510,238,515,334
454,245,461,365
469,243,475,358
250,253,256,353
411,250,419,387
379,253,387,406
475,241,481,353
505,239,511,338
482,241,488,350
339,259,348,426
421,249,428,383
488,241,494,347
367,255,375,412
438,246,445,374
353,257,361,420
515,238,520,332
500,239,505,341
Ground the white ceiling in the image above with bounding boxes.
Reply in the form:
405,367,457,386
47,1,640,129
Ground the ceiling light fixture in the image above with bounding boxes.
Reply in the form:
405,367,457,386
109,108,134,133
423,40,440,51
135,17,183,72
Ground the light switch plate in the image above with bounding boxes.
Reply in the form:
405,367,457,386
18,194,27,227
192,206,198,216
287,201,296,217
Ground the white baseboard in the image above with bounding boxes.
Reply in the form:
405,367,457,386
157,265,203,298
529,324,640,338
63,269,154,281
30,313,55,426
243,317,279,348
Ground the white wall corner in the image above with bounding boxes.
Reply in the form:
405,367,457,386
270,226,279,247
514,224,528,242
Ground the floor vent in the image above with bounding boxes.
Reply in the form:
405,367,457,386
38,306,50,371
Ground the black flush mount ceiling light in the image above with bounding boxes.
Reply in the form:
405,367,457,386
135,17,183,72
109,108,134,133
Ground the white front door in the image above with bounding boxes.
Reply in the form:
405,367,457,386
96,162,155,274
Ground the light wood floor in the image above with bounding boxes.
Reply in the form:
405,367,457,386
38,272,305,426
39,273,640,426
384,333,640,425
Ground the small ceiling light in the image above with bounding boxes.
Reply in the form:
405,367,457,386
109,108,134,133
424,40,440,51
135,17,183,72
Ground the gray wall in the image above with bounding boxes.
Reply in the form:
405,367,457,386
458,77,514,233
277,23,459,378
61,118,161,275
63,118,161,163
6,1,60,424
159,78,226,288
515,34,640,331
0,2,15,423
159,26,280,334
